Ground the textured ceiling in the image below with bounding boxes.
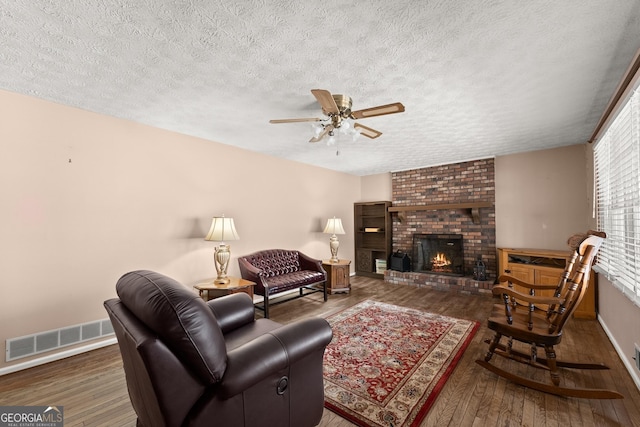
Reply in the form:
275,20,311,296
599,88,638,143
1,1,640,176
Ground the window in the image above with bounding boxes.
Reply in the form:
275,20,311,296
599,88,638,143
593,88,640,306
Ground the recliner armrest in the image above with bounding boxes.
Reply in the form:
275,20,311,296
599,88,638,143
269,317,332,360
218,317,332,398
207,293,255,334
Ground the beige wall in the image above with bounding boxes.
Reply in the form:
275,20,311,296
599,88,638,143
495,145,590,249
360,173,392,202
3,89,637,386
0,89,360,371
598,277,640,387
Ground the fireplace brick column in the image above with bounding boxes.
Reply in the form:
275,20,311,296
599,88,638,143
390,159,496,283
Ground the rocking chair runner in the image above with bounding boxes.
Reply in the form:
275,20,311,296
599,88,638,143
476,231,624,399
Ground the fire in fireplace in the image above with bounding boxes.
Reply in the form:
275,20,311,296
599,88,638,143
412,234,464,276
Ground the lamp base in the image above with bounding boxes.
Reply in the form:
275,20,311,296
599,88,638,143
329,234,340,264
214,244,232,286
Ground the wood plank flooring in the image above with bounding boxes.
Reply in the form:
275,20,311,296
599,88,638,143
1,276,639,426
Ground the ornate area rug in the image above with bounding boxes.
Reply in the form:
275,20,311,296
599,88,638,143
323,300,479,427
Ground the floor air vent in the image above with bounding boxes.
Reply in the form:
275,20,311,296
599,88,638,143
6,319,114,362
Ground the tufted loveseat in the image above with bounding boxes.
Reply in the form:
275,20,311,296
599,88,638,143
238,249,327,318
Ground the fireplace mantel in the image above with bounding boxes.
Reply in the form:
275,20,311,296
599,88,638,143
388,202,493,224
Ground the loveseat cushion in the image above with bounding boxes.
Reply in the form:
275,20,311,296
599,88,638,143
263,270,326,295
116,270,227,384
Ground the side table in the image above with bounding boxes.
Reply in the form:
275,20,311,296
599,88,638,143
322,259,351,294
194,277,256,301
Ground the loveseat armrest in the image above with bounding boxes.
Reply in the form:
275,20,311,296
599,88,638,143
298,252,325,275
206,293,255,334
238,258,264,284
218,317,332,398
238,257,271,296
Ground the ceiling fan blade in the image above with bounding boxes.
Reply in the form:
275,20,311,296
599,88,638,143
351,102,405,119
309,125,334,143
269,118,322,124
354,123,382,139
311,89,340,115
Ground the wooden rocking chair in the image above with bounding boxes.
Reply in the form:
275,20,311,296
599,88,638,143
476,230,624,399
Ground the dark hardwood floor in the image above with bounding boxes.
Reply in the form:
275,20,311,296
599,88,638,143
1,276,639,426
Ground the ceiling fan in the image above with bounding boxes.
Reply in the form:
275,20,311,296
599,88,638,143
269,89,405,143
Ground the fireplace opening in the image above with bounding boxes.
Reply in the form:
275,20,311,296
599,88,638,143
412,234,464,276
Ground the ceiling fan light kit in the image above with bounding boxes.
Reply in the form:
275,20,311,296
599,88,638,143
269,89,405,147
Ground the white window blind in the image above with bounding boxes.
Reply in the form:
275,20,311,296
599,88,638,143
593,88,640,307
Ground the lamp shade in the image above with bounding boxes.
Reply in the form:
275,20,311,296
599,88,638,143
205,216,240,242
323,217,345,235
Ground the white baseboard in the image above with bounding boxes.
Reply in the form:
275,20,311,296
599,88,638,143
0,337,117,377
598,315,640,392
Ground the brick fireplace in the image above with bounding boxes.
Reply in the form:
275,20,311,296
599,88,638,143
385,158,496,294
412,233,465,275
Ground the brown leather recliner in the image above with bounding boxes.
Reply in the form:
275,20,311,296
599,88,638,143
104,270,333,427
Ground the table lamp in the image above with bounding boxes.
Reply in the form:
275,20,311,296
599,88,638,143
205,215,240,284
323,217,345,263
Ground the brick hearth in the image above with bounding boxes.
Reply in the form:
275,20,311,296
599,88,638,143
384,270,493,295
